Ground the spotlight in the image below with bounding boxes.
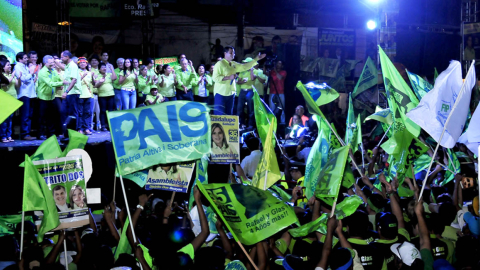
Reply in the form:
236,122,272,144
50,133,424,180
367,0,381,3
367,20,377,30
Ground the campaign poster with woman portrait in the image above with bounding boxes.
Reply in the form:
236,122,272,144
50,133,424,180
146,163,195,193
33,156,89,230
210,115,240,164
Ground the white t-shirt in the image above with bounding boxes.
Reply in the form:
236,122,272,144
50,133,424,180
240,150,262,178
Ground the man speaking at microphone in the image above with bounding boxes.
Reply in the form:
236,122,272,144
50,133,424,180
212,46,265,115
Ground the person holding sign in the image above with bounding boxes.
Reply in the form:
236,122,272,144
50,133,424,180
212,47,266,115
211,123,238,157
69,185,87,209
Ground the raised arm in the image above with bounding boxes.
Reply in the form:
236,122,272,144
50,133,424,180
317,216,338,269
190,187,209,251
215,219,233,260
415,199,431,251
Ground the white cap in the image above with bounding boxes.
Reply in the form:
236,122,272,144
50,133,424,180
390,242,421,266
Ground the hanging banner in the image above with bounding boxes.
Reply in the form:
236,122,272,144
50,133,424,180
210,115,240,164
146,163,195,192
318,28,356,61
121,0,161,17
107,101,210,175
155,57,179,67
69,0,121,18
33,156,89,230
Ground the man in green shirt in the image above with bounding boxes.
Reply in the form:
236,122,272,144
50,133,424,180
112,58,124,110
236,57,256,128
37,55,64,139
61,50,83,133
175,58,197,101
212,46,265,115
145,57,157,81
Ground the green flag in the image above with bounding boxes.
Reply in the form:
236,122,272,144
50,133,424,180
304,115,332,199
342,165,355,189
315,145,350,201
253,88,277,146
345,93,355,145
19,135,62,167
0,90,22,125
442,149,461,186
296,81,326,118
406,70,433,100
118,169,148,188
61,129,88,157
378,46,420,137
354,115,362,150
114,217,132,261
365,106,393,125
268,185,292,202
414,154,431,175
0,215,33,236
197,183,298,245
434,67,439,82
22,155,60,242
289,213,328,237
304,82,339,106
352,57,378,98
252,119,281,190
189,157,209,210
334,195,364,219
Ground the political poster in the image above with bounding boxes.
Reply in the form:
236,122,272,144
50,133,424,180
107,101,211,175
33,156,89,230
210,115,240,164
318,28,356,61
154,56,179,67
145,163,195,193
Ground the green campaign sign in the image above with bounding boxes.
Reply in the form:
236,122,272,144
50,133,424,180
200,183,298,245
107,101,211,175
315,145,350,199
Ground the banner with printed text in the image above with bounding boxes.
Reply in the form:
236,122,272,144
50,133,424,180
107,101,211,175
33,156,89,230
318,28,356,62
146,163,195,192
154,56,179,67
210,115,240,164
199,183,298,245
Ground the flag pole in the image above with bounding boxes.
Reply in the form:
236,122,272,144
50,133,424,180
19,211,24,260
330,200,337,218
418,60,475,201
63,231,69,270
113,169,117,202
118,173,137,242
361,143,365,172
263,170,268,191
445,150,458,174
169,192,176,208
376,124,393,148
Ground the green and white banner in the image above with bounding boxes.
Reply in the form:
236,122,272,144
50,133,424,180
146,163,195,193
107,101,211,175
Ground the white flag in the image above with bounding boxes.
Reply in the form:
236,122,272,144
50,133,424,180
458,103,480,156
406,61,475,148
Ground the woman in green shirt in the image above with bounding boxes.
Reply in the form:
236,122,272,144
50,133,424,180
192,64,212,103
53,55,67,136
119,58,138,110
0,59,20,142
158,64,178,102
78,57,94,135
137,65,155,106
94,63,117,131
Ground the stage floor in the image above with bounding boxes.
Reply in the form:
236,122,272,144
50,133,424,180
0,130,112,149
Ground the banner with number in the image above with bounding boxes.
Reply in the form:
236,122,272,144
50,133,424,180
198,183,298,245
210,115,240,164
33,156,89,230
107,101,211,175
146,163,195,193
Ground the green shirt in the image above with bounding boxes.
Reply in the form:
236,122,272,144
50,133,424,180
137,75,154,96
79,70,94,98
112,68,123,89
237,70,255,90
145,93,164,105
55,70,64,97
212,58,258,96
253,69,268,95
157,73,176,97
91,67,100,94
192,74,212,97
120,71,136,89
1,73,17,99
420,248,434,270
176,68,198,91
97,73,115,97
177,243,194,260
64,61,82,95
37,67,64,101
146,68,157,79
